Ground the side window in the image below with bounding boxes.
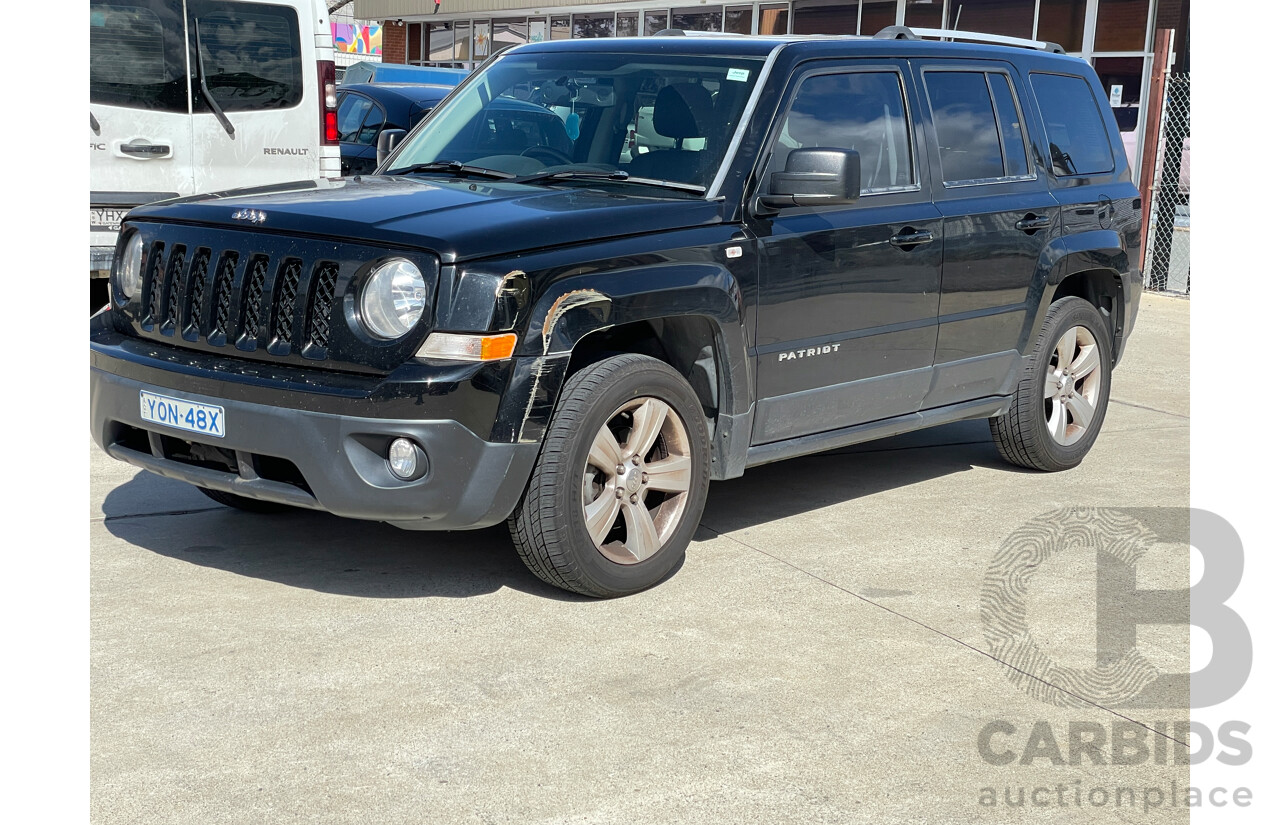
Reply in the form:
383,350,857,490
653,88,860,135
1029,73,1115,177
187,1,303,112
988,75,1030,178
90,1,189,113
356,104,386,146
771,71,915,194
924,71,1005,183
336,94,374,143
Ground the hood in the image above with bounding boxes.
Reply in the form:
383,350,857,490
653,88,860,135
128,176,727,263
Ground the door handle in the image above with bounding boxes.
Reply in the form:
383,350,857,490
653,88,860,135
119,142,171,157
889,228,934,249
1015,214,1052,233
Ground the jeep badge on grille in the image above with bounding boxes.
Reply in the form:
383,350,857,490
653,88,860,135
231,209,266,224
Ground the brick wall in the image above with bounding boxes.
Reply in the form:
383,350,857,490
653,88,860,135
382,20,406,64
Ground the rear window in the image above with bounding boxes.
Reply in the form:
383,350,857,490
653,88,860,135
90,1,189,112
189,1,303,112
1029,73,1115,176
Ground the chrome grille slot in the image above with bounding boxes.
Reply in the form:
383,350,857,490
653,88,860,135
270,258,303,351
182,248,211,341
209,251,239,346
237,254,269,349
143,242,166,327
161,245,186,334
305,262,339,353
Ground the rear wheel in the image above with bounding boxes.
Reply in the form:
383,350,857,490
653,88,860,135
508,354,711,597
990,296,1113,471
197,487,293,514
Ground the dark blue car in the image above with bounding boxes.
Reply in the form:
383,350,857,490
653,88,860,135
337,83,574,176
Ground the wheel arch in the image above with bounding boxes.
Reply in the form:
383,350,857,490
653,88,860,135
1024,230,1131,365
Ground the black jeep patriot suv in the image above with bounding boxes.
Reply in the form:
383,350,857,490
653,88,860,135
90,28,1141,597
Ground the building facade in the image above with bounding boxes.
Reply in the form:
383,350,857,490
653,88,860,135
355,0,1188,172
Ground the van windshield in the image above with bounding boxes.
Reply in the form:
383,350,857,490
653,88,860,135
387,51,764,195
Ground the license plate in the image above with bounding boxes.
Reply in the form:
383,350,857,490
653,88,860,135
90,208,129,232
140,391,226,438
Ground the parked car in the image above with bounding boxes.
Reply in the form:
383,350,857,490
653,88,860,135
91,28,1142,598
336,84,454,176
90,0,339,309
337,84,575,176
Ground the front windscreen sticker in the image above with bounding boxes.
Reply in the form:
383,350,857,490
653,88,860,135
726,68,750,82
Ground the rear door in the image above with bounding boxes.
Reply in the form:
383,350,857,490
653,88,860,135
914,61,1060,408
187,0,317,193
748,61,944,444
90,0,194,254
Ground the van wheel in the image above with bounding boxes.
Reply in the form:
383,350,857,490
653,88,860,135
990,297,1113,472
508,354,711,598
197,487,293,514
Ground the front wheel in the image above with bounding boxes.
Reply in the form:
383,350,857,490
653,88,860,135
990,296,1113,471
508,354,711,598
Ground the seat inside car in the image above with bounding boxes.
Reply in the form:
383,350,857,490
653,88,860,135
626,83,713,184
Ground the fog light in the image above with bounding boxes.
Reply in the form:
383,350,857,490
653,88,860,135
387,438,423,480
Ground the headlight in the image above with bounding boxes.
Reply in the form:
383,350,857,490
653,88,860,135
359,258,427,340
116,232,145,300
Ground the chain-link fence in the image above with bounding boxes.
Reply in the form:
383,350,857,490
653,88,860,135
1143,74,1190,294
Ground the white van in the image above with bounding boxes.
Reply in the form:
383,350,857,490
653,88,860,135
90,0,339,303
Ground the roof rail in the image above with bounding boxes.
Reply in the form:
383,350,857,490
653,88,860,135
654,28,749,37
874,25,1066,54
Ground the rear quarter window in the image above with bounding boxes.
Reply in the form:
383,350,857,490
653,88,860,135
1029,73,1115,176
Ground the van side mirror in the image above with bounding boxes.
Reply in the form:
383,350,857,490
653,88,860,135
376,129,407,169
757,148,861,210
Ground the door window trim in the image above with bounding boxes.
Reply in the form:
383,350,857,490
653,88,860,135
749,60,926,213
919,64,1039,189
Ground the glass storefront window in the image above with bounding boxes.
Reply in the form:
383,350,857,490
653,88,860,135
672,6,724,32
573,13,615,38
1036,0,1086,52
950,0,1034,40
904,0,944,30
428,22,453,62
644,10,669,36
859,0,898,35
617,12,639,37
551,15,570,40
1094,0,1148,52
494,17,528,49
454,21,471,61
794,0,859,35
725,5,753,34
759,2,789,34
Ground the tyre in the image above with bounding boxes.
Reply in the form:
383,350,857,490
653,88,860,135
989,296,1113,472
197,486,294,514
508,354,711,598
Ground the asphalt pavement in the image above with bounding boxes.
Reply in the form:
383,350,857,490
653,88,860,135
91,294,1191,824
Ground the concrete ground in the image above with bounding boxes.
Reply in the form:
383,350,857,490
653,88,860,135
92,295,1191,824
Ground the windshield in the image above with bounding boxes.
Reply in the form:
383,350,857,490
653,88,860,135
386,51,765,195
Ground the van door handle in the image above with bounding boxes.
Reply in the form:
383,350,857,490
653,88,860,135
1015,214,1052,233
889,228,934,249
119,142,171,157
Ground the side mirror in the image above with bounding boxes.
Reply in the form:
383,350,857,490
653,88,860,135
376,129,407,169
757,148,861,211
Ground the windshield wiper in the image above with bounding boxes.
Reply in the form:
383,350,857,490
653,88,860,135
392,161,515,180
193,19,235,139
514,168,706,195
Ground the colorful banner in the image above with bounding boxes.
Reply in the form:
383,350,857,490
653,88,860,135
332,23,383,55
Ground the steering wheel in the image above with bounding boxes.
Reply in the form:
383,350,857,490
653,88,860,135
520,145,575,166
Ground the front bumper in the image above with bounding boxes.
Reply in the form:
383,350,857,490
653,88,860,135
90,360,539,531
